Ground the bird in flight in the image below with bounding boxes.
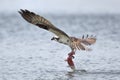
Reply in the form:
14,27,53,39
19,9,96,71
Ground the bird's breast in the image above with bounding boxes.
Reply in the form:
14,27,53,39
58,38,70,45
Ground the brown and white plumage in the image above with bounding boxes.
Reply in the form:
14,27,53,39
70,35,96,51
18,9,96,51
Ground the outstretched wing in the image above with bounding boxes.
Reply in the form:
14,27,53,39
18,9,70,40
70,35,96,51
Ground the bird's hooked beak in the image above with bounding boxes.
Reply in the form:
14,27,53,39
51,37,55,40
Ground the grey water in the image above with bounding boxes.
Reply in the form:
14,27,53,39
0,13,120,80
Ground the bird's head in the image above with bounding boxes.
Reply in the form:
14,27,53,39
51,36,59,41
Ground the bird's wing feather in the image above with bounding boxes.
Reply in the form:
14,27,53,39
70,37,86,50
18,9,70,40
70,35,96,51
80,35,96,45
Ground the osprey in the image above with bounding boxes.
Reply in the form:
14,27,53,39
19,9,96,71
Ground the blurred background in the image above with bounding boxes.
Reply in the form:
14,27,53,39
0,0,120,14
0,0,120,80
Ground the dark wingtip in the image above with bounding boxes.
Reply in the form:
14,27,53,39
25,9,29,12
18,9,24,15
18,10,20,13
18,9,30,15
82,35,84,39
86,34,88,38
18,9,28,13
21,9,25,12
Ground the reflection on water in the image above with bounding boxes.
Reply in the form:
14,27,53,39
67,70,120,76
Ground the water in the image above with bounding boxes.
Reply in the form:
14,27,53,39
0,13,120,80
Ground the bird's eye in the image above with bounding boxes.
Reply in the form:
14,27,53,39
67,40,69,42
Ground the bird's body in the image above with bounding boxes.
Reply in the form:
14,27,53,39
19,9,96,71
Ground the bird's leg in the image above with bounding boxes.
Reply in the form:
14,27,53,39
65,51,76,71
